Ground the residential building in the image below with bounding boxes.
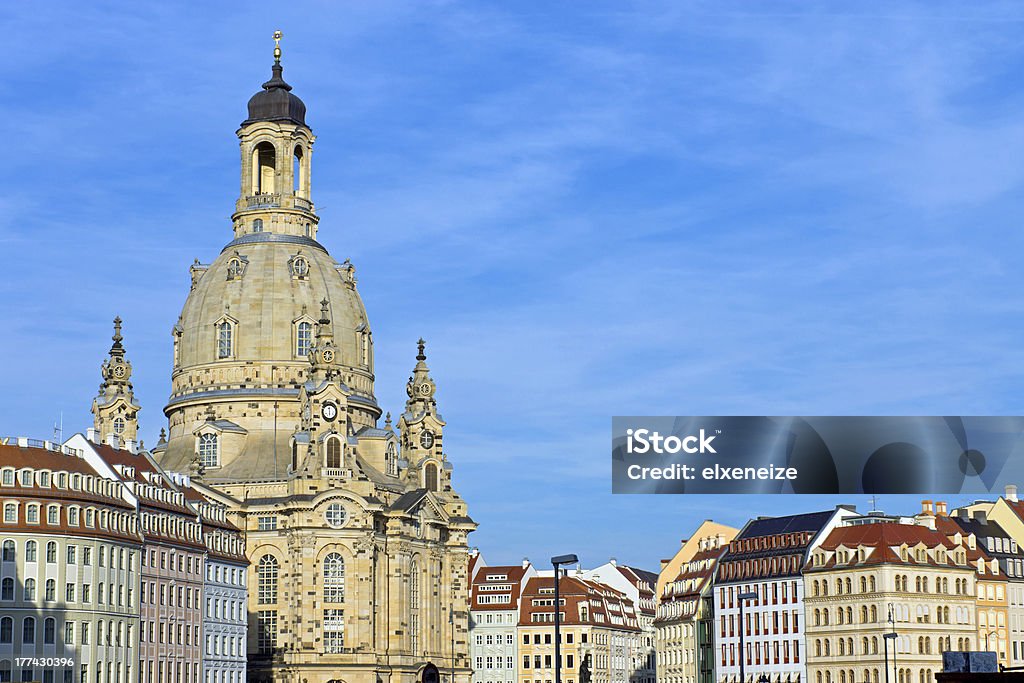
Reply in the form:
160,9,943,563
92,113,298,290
804,521,976,683
924,501,1011,667
583,561,658,683
713,506,856,683
518,576,641,683
469,555,536,683
0,437,142,683
73,432,207,683
656,530,735,683
952,487,1024,666
175,477,248,683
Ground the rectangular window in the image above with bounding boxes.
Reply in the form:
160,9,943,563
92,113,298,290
257,611,278,654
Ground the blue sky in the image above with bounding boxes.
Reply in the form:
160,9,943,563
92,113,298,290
3,1,1024,571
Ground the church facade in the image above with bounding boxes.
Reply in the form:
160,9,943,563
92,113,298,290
141,36,476,683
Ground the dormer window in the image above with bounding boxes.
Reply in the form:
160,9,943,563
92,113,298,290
199,433,219,469
214,316,238,359
227,255,248,281
289,254,309,279
296,321,313,357
0,469,12,486
19,470,31,487
38,471,50,488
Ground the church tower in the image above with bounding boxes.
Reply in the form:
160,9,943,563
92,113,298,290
92,316,141,443
153,33,475,683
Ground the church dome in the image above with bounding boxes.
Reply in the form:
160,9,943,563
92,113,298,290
244,63,306,126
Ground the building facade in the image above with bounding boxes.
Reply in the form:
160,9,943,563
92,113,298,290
656,532,733,683
582,562,658,683
713,507,856,683
176,478,249,683
469,557,536,683
518,576,641,683
960,486,1024,667
72,434,207,683
803,521,976,683
0,438,142,683
150,37,476,683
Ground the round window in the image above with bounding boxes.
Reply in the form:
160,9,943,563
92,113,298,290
324,503,347,528
293,257,308,277
113,418,125,435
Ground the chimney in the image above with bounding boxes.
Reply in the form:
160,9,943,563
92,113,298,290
610,557,617,567
1007,485,1019,503
936,501,947,516
921,500,934,515
976,510,988,525
86,427,97,443
522,557,530,569
125,439,138,455
106,433,120,450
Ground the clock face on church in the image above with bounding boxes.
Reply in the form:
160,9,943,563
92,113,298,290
113,364,126,378
419,430,435,449
321,402,338,422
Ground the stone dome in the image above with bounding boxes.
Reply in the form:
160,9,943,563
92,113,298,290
244,63,306,126
173,235,372,386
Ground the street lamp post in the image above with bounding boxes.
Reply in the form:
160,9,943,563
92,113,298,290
552,554,579,683
883,603,898,683
737,590,758,683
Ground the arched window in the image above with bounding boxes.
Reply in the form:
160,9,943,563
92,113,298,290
410,559,420,653
296,322,312,357
253,218,264,233
0,540,12,562
323,553,345,603
424,462,438,492
43,618,55,645
386,442,398,476
217,321,233,359
0,617,11,643
326,437,342,469
22,617,35,644
1,504,13,523
199,434,219,468
45,579,55,602
24,579,35,602
293,145,305,197
0,579,12,601
46,541,57,563
257,555,278,604
252,142,276,195
25,541,36,562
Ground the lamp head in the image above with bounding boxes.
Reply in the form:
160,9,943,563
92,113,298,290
551,554,579,566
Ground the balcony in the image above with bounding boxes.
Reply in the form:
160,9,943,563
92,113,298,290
294,196,313,211
245,193,281,209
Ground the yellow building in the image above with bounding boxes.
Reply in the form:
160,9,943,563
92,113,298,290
952,489,1024,666
654,522,738,683
151,35,476,683
804,521,976,683
926,501,1010,667
518,576,641,683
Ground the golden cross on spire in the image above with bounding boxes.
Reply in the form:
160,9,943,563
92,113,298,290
273,30,283,64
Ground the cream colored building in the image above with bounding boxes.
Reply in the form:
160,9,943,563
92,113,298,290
151,36,476,683
517,576,641,683
804,521,976,683
654,522,738,683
